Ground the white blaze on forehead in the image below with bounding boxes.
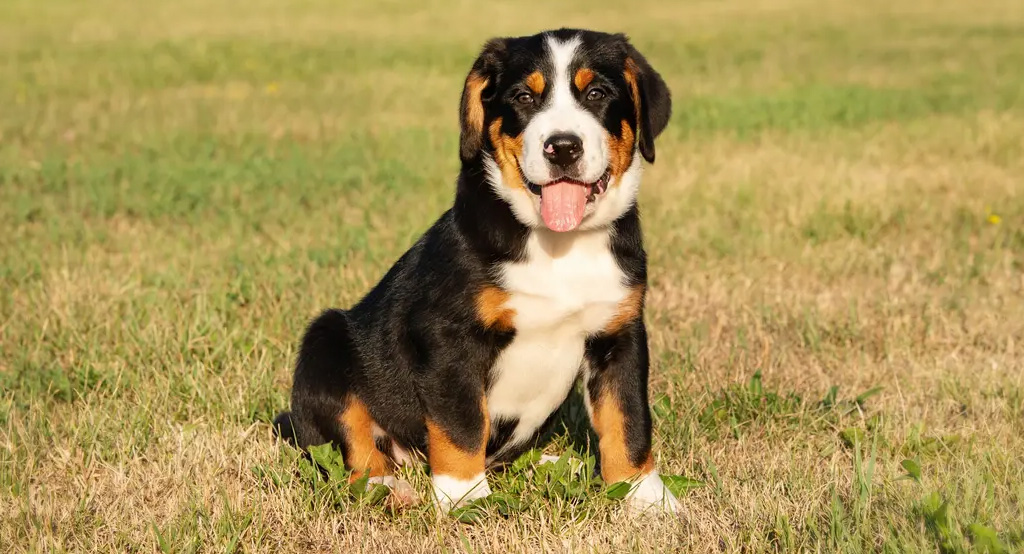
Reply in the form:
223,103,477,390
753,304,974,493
546,35,580,111
520,35,609,187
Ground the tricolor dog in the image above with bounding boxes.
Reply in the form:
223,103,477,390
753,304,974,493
274,28,677,513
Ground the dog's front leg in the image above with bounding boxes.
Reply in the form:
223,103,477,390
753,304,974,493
422,386,491,512
584,319,681,514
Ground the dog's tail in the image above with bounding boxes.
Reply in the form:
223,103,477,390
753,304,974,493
272,411,297,444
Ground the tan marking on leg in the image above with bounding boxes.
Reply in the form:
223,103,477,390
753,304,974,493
525,71,545,95
426,399,489,480
488,118,526,190
337,396,390,481
475,286,516,331
592,390,654,483
603,284,644,335
574,68,595,91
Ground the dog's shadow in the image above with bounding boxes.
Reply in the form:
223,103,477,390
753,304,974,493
533,386,599,460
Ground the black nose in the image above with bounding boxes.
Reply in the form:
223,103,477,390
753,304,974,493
543,134,583,167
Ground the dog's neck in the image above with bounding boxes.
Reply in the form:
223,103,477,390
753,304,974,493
453,156,531,265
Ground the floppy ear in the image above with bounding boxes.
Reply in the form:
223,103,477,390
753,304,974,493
459,38,507,163
622,40,671,164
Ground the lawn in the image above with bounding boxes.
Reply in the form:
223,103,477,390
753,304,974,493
1,0,1023,551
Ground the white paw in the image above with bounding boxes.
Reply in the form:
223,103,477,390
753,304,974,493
624,471,682,515
389,443,417,466
538,454,563,465
536,454,588,474
431,473,491,511
367,475,419,506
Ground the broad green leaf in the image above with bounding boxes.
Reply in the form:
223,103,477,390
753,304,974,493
584,454,597,481
451,502,487,524
900,459,921,482
662,475,706,497
839,427,866,448
307,443,335,469
349,473,369,498
566,480,585,500
967,523,1007,554
653,394,673,419
362,483,391,506
866,413,884,430
552,454,570,479
479,492,523,516
327,465,348,484
510,449,542,474
820,385,839,408
308,443,349,484
296,457,318,483
855,386,883,406
606,481,631,500
941,435,962,448
548,481,567,499
748,371,763,396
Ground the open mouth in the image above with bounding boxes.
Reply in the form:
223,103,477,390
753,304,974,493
523,168,611,202
518,166,612,232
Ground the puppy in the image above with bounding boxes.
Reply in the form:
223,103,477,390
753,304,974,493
274,28,678,513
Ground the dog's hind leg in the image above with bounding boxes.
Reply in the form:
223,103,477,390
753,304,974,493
275,309,419,505
277,309,354,451
337,398,420,505
335,395,391,480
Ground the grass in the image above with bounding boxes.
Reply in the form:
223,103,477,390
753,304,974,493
1,0,1023,551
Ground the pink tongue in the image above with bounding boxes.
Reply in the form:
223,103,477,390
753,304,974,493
540,181,588,232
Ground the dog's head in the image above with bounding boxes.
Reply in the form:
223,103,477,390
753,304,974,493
459,29,671,233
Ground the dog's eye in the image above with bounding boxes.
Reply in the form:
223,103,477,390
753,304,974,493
514,92,535,105
586,88,606,101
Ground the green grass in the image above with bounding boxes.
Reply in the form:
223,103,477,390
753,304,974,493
2,0,1024,551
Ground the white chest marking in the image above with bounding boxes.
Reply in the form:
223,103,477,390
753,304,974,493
487,229,629,452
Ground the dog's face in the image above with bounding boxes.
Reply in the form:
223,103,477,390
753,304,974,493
459,29,671,232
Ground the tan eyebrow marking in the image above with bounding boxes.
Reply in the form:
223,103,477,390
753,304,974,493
574,68,595,90
525,71,545,95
